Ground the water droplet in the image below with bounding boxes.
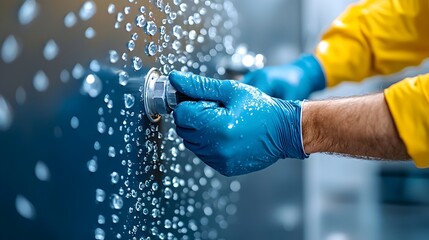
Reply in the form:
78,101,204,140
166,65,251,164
172,25,183,39
230,180,241,192
0,96,13,131
108,146,116,157
85,27,96,39
15,87,26,105
178,142,185,151
107,4,115,14
82,74,102,98
118,71,129,86
98,215,105,224
127,40,135,51
121,52,127,61
97,121,106,134
124,94,135,108
33,70,49,92
151,208,160,218
164,34,170,42
95,228,105,240
179,3,188,12
167,128,177,141
164,187,172,199
204,206,213,216
109,50,119,63
112,214,119,223
125,23,132,32
64,12,77,28
124,134,130,142
15,195,36,220
72,64,84,79
116,12,124,22
70,116,79,129
79,1,97,21
95,188,105,202
172,40,181,51
165,4,171,13
145,21,157,36
60,69,70,82
132,56,142,70
185,44,194,53
89,60,100,72
124,6,131,15
87,158,97,172
132,33,139,40
189,30,197,40
170,147,178,157
94,141,101,150
18,0,39,25
35,161,50,181
110,172,119,184
164,219,172,229
145,42,157,56
1,35,20,63
110,194,123,209
43,39,59,61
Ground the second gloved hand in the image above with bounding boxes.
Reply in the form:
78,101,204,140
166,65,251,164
169,71,308,177
242,54,326,100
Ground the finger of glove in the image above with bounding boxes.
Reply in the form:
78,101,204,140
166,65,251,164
169,70,233,103
173,101,224,130
175,126,201,145
241,70,271,94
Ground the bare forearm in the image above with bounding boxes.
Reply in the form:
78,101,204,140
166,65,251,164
302,93,410,160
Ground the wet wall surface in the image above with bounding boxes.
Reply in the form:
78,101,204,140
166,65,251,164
0,1,242,239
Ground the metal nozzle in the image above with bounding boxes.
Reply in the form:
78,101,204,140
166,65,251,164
143,68,180,123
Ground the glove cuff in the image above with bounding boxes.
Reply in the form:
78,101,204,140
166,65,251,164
292,54,326,93
273,99,309,160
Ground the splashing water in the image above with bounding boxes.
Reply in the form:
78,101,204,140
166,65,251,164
110,194,123,209
145,21,157,36
0,96,13,131
1,35,20,63
132,56,142,70
118,71,129,86
33,70,49,92
79,1,97,21
15,195,36,220
82,74,102,98
64,12,77,28
145,42,157,56
43,39,59,61
70,116,79,129
123,94,135,108
35,161,50,181
18,0,39,25
109,50,119,63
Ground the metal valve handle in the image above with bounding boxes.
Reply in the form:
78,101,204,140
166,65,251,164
143,68,197,123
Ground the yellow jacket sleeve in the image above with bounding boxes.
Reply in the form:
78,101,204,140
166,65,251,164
385,75,429,167
315,0,429,166
315,0,429,87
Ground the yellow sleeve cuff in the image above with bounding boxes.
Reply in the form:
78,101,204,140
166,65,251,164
384,75,429,167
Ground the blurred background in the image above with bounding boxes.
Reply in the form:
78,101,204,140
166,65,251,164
1,0,429,239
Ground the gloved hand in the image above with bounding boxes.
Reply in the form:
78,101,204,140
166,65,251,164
169,71,308,177
242,54,326,100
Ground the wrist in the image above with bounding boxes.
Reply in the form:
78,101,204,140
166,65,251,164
301,101,326,154
292,54,326,93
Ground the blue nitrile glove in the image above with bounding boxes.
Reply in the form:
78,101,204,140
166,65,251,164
169,71,308,177
242,54,326,100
